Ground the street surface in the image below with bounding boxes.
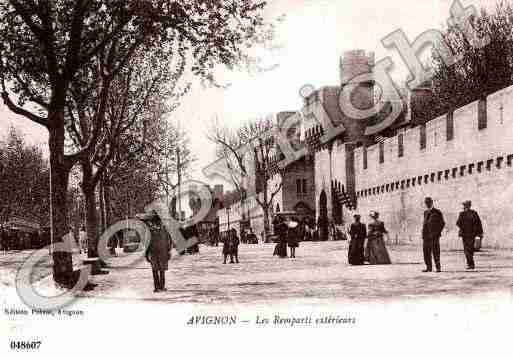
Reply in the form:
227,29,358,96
2,241,512,305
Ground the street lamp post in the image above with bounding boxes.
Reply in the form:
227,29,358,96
227,206,231,230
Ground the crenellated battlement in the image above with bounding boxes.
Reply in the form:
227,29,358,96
353,84,513,193
350,83,513,248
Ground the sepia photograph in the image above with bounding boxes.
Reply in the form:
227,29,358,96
0,0,512,358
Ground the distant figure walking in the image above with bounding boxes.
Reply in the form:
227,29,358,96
272,216,288,258
348,214,366,265
246,227,258,244
230,228,240,263
78,226,87,254
456,200,483,270
287,218,299,258
143,212,171,292
222,231,233,264
365,211,391,265
222,229,239,264
422,197,445,273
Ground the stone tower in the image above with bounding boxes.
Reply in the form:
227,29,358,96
339,50,376,212
340,49,374,100
339,50,375,142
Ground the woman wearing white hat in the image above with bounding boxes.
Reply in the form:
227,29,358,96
286,217,300,258
365,211,391,265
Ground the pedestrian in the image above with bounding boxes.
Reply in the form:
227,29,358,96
246,227,257,244
304,221,313,242
312,226,320,242
79,226,87,254
286,217,299,258
272,216,288,258
240,229,246,244
182,224,199,254
222,231,233,264
143,212,171,292
348,214,366,265
456,200,483,270
230,228,240,263
365,211,392,265
109,231,117,256
421,197,445,272
214,228,220,247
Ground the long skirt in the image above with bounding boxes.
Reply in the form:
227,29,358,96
273,241,288,258
348,238,365,265
365,237,391,265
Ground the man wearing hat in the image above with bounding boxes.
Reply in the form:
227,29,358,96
140,211,172,292
456,200,483,270
422,197,445,272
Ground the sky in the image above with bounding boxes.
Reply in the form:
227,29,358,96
0,0,493,186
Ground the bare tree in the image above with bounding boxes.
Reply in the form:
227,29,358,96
65,46,187,261
0,0,276,287
207,116,283,240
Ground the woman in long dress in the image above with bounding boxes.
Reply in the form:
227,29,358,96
365,211,391,265
348,214,366,265
272,217,288,258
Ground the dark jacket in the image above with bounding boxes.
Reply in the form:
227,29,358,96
456,209,483,238
422,208,445,240
349,222,366,241
287,226,299,247
231,233,240,248
222,234,232,255
145,226,171,270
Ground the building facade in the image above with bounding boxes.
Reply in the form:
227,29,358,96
211,48,513,248
304,49,513,249
216,113,315,237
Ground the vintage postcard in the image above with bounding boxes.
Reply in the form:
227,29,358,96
0,0,511,358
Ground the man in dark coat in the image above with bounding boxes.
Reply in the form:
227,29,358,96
222,231,232,264
422,197,445,272
456,200,483,270
348,214,366,265
142,213,171,292
231,229,240,263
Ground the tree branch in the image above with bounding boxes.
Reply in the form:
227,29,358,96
1,91,48,127
64,0,90,79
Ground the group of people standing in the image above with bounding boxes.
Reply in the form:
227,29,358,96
348,211,391,265
272,215,300,258
133,195,484,294
222,228,240,264
0,228,38,252
348,197,484,271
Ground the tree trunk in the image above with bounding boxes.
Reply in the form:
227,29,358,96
99,177,106,234
262,206,270,242
48,121,74,287
104,184,112,227
261,184,271,241
81,161,99,259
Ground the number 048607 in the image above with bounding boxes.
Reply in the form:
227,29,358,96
10,341,41,350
